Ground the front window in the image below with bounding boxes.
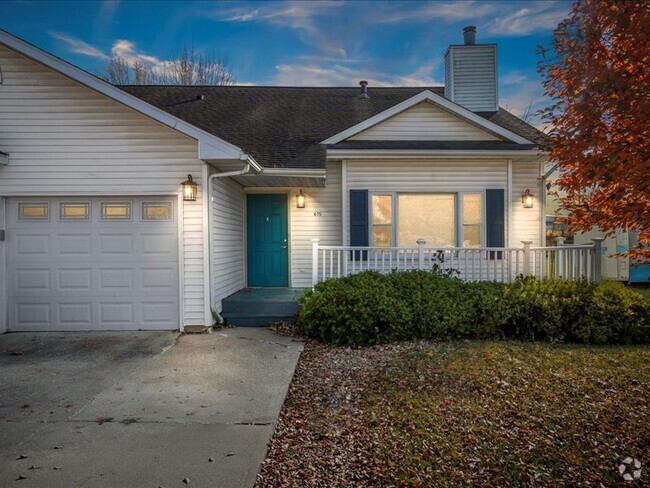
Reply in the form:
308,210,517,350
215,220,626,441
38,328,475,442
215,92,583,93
372,195,393,247
461,193,483,247
369,192,484,248
397,194,456,247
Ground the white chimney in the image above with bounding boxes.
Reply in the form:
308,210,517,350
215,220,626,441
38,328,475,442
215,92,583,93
444,26,498,112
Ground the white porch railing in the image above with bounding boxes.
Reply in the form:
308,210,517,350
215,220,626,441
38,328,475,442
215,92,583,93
311,238,604,286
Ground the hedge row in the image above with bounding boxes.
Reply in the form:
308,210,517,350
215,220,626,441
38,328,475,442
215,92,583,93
298,271,650,346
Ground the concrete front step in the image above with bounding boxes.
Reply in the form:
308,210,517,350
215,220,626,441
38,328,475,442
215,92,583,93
223,313,299,327
222,301,300,316
221,288,304,327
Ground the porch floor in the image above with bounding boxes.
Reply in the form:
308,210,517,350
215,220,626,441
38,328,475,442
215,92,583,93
221,288,305,327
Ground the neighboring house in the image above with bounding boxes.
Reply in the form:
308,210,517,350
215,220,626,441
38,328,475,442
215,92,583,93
0,27,550,332
546,171,650,283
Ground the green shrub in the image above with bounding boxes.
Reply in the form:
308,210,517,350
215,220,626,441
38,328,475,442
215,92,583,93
576,280,650,344
299,271,411,346
298,271,650,346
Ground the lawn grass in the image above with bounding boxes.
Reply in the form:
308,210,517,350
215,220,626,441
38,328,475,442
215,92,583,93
257,340,649,487
366,342,649,486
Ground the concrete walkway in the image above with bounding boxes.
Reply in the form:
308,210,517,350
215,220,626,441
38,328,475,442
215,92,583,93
0,329,303,488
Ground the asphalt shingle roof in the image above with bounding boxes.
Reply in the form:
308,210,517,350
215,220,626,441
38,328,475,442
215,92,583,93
119,85,546,170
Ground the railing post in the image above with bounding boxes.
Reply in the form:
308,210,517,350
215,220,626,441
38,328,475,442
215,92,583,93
522,241,532,276
417,239,426,270
555,236,566,279
311,238,320,287
592,237,604,284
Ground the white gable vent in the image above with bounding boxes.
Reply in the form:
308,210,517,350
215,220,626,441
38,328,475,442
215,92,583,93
444,26,498,113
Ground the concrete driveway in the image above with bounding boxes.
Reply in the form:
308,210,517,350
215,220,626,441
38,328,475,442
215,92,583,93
0,329,303,488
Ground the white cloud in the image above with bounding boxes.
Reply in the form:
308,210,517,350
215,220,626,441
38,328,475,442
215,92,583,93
48,32,169,73
110,39,161,66
204,1,347,58
271,61,441,87
486,3,569,36
375,1,497,23
48,31,109,60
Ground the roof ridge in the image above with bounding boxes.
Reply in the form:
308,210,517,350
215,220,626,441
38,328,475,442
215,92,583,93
117,84,445,90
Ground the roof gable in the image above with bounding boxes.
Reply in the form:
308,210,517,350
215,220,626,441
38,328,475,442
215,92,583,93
0,29,246,162
322,90,532,145
348,101,500,142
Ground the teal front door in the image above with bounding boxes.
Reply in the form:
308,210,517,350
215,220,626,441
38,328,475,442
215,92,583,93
247,194,289,287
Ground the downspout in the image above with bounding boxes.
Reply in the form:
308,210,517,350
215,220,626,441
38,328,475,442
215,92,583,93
207,161,253,324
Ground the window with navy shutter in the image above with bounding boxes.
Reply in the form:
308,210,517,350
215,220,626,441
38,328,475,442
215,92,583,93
349,190,369,260
486,189,505,259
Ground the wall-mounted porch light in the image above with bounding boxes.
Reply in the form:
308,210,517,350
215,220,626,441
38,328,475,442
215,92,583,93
296,189,306,208
522,189,534,208
181,174,198,202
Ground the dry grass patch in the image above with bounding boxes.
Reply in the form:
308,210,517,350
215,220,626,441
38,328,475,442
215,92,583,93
257,341,649,487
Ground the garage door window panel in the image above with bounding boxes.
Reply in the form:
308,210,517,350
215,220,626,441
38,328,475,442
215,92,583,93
101,202,132,221
18,202,49,221
142,202,173,221
60,202,90,221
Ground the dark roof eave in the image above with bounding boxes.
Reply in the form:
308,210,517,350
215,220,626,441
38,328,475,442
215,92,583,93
327,141,540,151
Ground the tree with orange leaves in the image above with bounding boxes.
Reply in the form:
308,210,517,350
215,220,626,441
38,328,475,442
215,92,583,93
539,0,650,261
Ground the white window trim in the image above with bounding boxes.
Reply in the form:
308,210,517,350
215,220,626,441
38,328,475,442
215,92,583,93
368,191,486,248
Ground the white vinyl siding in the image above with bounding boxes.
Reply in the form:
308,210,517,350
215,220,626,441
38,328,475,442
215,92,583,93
349,102,498,141
211,176,244,314
0,43,208,328
289,162,342,288
0,197,6,333
511,161,542,247
181,188,206,325
345,159,541,248
0,44,202,195
444,45,498,112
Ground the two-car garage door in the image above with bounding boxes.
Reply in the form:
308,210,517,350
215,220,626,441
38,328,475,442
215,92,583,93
6,197,179,331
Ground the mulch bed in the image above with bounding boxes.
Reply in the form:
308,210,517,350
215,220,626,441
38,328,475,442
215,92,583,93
256,339,430,487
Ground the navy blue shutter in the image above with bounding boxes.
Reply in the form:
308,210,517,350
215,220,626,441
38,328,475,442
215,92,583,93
349,190,369,260
486,189,505,259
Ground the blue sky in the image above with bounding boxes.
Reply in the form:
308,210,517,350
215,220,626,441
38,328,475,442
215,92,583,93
1,0,572,124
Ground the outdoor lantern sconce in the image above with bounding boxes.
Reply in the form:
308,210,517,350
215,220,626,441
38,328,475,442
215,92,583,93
522,189,534,208
181,174,198,202
296,189,306,208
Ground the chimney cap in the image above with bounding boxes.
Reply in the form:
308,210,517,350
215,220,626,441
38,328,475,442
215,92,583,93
358,80,369,99
463,25,477,45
